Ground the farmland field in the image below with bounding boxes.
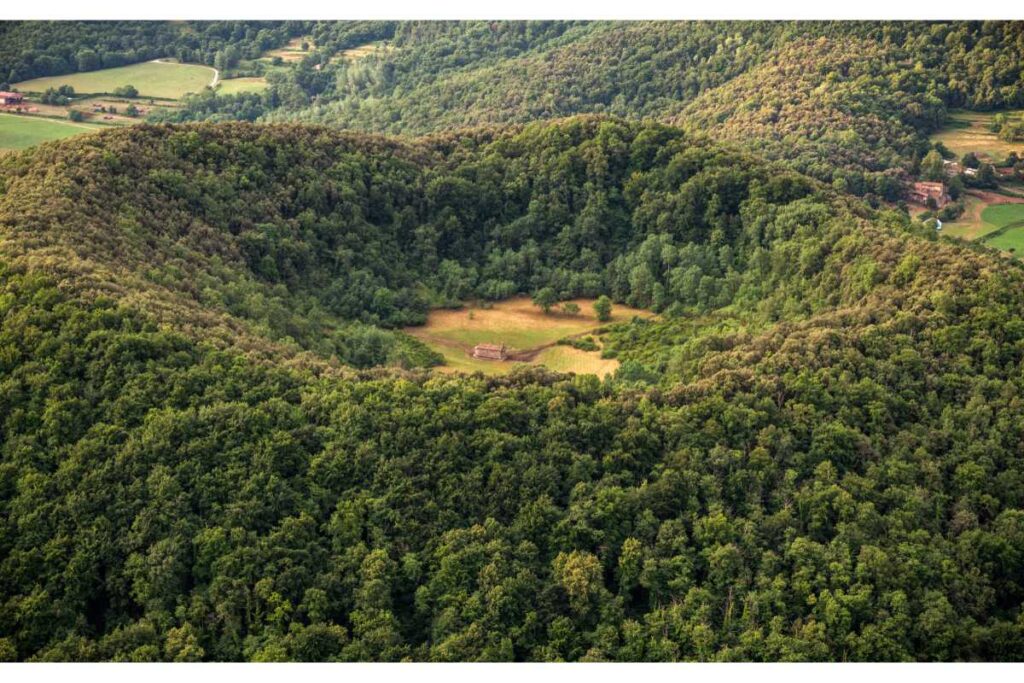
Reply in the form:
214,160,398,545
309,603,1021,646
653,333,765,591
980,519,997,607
0,113,102,152
14,60,216,99
978,204,1024,254
939,194,997,240
217,77,268,95
406,297,652,376
931,109,1024,162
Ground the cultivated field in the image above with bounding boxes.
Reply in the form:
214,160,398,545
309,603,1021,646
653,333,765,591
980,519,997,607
15,61,216,99
217,77,269,95
406,296,652,377
978,204,1024,254
931,109,1024,162
0,113,102,152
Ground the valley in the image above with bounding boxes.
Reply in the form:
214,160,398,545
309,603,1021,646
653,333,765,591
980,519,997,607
2,19,1024,664
407,297,652,376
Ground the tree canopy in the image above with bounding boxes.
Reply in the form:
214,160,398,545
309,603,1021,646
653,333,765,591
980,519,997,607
0,116,1023,661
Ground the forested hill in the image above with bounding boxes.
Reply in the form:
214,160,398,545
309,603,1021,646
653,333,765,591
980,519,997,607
147,20,1024,196
7,20,1023,193
2,119,1024,661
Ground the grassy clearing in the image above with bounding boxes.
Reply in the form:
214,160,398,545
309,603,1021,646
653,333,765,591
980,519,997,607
931,109,1024,163
341,43,394,60
0,113,102,152
15,61,215,99
217,77,268,95
263,37,314,62
940,194,994,240
978,204,1024,254
406,296,652,377
532,345,621,376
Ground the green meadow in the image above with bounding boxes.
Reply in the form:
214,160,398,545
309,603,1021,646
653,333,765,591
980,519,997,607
978,204,1024,254
15,61,215,99
0,113,102,152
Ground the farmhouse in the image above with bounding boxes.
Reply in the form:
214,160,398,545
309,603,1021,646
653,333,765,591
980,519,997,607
472,343,507,360
908,181,951,207
0,91,25,106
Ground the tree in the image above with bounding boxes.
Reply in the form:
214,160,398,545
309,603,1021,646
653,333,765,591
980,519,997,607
76,49,100,72
125,103,140,117
561,302,580,316
978,163,997,188
532,287,558,314
961,152,980,169
114,84,139,98
68,110,84,122
594,295,612,322
921,150,944,181
947,175,964,200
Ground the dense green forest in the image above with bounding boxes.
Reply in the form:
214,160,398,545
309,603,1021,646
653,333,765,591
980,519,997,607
150,20,1024,195
1,117,1024,661
5,19,1022,196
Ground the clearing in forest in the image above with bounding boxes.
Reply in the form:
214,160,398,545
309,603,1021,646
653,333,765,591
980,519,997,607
930,109,1024,162
217,77,269,95
341,43,395,60
406,296,652,377
14,60,216,99
262,36,315,62
942,191,1024,238
0,112,102,152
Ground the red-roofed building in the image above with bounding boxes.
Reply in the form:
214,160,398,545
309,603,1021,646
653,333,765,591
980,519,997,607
0,92,24,105
908,181,951,208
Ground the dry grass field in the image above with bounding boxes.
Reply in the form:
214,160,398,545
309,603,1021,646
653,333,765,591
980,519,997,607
263,37,315,62
341,43,395,60
931,109,1024,162
406,297,652,377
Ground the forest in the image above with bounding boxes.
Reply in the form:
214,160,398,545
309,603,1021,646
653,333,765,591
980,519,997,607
1,115,1024,661
146,20,1024,197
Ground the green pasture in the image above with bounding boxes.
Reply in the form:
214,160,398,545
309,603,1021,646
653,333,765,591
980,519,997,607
0,113,101,152
15,61,215,99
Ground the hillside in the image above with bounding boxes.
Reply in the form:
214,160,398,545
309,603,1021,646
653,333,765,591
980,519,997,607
1,119,1024,661
8,20,1023,197
149,20,1024,197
